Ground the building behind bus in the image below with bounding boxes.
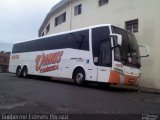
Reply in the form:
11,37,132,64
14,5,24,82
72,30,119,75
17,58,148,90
38,0,160,90
0,51,10,73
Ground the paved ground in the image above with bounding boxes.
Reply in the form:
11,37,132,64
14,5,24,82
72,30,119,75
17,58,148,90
0,73,160,119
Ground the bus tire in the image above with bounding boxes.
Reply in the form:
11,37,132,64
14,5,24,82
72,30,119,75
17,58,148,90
22,66,28,78
73,68,85,86
16,66,22,77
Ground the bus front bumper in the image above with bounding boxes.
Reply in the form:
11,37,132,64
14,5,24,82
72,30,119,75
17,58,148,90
108,70,140,86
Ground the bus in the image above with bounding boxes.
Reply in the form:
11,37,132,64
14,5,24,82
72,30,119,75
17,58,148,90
9,24,149,86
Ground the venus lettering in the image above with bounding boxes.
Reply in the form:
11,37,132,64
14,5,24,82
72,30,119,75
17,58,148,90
35,51,63,73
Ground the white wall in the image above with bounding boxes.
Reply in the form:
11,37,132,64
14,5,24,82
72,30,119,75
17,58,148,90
41,0,160,89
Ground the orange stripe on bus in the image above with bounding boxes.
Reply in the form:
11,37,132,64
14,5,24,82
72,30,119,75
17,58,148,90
109,70,139,86
124,75,138,85
109,70,120,84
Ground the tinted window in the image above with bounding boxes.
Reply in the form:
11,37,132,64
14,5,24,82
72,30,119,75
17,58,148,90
74,4,82,16
46,24,50,33
112,26,141,68
12,30,89,53
70,30,89,50
55,12,66,26
92,26,111,67
125,19,138,33
99,0,108,6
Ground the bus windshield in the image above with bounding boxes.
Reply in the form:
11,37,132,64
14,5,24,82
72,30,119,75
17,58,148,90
112,26,141,68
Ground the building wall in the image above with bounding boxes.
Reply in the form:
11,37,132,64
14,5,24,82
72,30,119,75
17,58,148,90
0,51,10,73
40,0,160,89
0,66,2,72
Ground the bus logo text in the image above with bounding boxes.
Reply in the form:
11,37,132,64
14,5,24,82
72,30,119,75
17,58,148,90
12,55,20,60
35,51,64,73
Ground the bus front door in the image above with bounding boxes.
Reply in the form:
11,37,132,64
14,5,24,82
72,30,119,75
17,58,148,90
97,40,111,83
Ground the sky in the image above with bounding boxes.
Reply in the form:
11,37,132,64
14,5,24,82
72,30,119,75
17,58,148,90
0,0,61,44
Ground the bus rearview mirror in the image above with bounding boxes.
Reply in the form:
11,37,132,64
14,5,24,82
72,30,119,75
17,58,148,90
110,34,122,46
139,45,150,58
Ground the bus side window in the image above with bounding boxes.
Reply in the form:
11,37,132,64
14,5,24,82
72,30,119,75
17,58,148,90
70,30,89,51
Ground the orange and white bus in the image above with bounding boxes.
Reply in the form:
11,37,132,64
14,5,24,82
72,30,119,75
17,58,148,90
9,24,149,86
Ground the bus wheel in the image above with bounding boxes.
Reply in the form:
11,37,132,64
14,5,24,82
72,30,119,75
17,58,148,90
74,69,85,86
16,67,22,77
22,67,28,78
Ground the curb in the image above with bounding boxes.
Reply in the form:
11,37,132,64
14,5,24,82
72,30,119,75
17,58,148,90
112,85,160,94
137,87,160,94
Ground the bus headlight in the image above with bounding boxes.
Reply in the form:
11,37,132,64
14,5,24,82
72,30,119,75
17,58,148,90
114,68,124,75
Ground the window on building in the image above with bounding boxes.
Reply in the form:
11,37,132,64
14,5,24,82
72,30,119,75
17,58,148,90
98,0,108,6
41,32,44,37
46,24,50,33
125,19,138,33
74,4,82,16
55,12,66,26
